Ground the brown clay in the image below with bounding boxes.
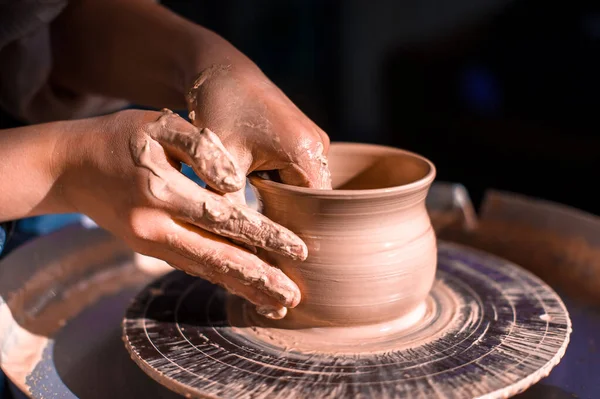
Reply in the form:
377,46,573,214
249,142,437,328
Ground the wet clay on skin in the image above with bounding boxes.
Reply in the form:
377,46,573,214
186,64,333,191
133,109,307,260
127,109,309,319
238,143,437,350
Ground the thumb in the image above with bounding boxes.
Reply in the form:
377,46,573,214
205,183,257,255
278,141,332,189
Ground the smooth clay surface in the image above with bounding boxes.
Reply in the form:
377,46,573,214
249,142,437,329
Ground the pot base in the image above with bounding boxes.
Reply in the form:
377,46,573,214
123,241,571,399
228,278,458,355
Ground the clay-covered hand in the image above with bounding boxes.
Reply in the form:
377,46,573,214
186,64,332,197
59,109,305,319
48,0,331,191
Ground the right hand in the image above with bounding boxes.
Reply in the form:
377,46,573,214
56,109,306,319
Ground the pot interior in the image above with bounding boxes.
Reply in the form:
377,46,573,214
328,143,432,190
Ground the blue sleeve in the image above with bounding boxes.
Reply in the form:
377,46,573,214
0,221,15,256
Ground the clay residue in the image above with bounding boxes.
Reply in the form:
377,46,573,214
144,109,245,192
307,141,332,190
229,279,460,355
126,110,312,318
1,263,154,394
185,64,232,124
122,242,570,399
5,239,133,335
0,301,47,388
130,113,307,262
185,64,333,193
0,229,171,395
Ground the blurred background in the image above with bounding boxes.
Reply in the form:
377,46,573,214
162,0,599,214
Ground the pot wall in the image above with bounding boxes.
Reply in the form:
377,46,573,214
252,143,437,327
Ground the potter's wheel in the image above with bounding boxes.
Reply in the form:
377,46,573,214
123,242,571,399
4,185,597,398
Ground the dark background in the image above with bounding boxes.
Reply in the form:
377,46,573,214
163,0,600,215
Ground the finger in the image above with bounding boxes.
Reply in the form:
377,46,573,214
278,140,332,190
154,220,301,310
171,255,287,314
164,253,288,320
207,182,248,207
144,109,245,193
206,183,257,254
316,126,331,154
156,168,308,260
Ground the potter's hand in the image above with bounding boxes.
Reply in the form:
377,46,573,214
49,0,332,193
61,109,304,318
186,64,332,196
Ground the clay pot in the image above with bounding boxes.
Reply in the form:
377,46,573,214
250,143,437,327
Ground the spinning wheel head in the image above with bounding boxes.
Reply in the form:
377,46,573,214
123,242,570,399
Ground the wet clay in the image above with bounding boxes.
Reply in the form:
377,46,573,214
132,109,307,263
0,227,172,396
123,242,571,399
126,109,308,318
249,143,437,329
228,279,459,355
185,64,333,191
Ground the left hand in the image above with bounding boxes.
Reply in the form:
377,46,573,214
50,0,332,194
186,63,332,201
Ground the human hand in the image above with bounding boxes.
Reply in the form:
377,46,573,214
49,0,332,195
58,109,306,319
186,63,332,202
49,0,332,193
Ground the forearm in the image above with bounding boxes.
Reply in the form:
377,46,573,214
0,123,72,221
50,0,253,109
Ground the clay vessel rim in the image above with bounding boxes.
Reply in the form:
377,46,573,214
249,142,436,199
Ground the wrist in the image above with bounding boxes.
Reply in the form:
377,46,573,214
50,118,102,216
0,122,75,220
181,25,257,99
40,121,79,215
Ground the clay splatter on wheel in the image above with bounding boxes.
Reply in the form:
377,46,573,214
123,241,571,399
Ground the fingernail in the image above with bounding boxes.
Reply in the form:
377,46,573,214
256,305,287,320
274,227,309,261
283,238,308,261
273,286,301,308
292,242,308,261
221,174,245,192
287,288,301,308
